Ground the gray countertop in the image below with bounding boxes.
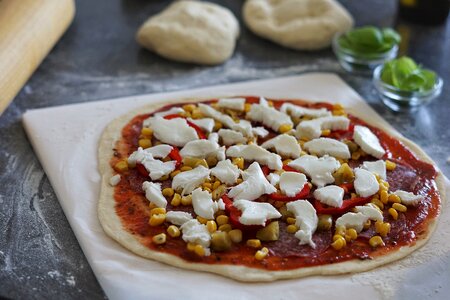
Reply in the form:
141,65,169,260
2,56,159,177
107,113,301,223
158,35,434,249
0,0,449,299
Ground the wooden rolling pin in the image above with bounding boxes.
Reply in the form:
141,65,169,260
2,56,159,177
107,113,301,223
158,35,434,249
0,0,75,115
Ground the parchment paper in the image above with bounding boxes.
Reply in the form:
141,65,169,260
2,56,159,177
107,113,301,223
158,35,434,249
22,73,450,300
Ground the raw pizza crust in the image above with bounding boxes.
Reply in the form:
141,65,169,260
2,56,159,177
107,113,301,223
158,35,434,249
98,97,445,282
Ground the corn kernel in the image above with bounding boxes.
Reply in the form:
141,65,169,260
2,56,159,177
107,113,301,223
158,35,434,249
389,208,399,220
246,239,262,248
159,174,169,181
202,182,212,189
167,225,180,238
351,151,361,160
138,138,152,149
267,100,274,107
203,187,212,193
213,121,223,131
232,157,245,170
141,127,153,137
321,129,331,136
191,109,205,119
363,219,372,230
197,216,208,224
335,226,346,236
385,160,397,171
331,236,346,250
150,207,166,216
216,215,229,226
228,229,243,243
282,159,292,165
236,178,243,184
148,202,157,210
255,247,269,260
170,170,181,178
279,124,293,134
152,233,166,245
375,221,391,237
212,180,221,190
380,190,389,204
180,166,193,172
286,217,296,225
333,234,344,242
371,198,384,210
162,187,174,198
218,224,232,232
351,193,357,199
345,228,358,241
212,184,227,200
286,224,298,234
171,193,181,206
181,195,192,206
369,235,384,248
206,220,217,233
114,160,129,172
244,103,252,113
187,242,196,251
149,214,166,226
193,244,206,256
393,203,407,212
183,104,196,112
388,194,401,203
182,157,208,168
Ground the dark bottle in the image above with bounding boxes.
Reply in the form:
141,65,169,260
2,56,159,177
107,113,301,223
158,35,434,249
398,0,450,25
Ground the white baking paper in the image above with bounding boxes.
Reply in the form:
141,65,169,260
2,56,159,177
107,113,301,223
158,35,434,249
22,73,450,300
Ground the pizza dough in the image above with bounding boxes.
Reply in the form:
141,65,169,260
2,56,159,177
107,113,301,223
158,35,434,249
136,1,240,65
98,97,444,282
243,0,354,50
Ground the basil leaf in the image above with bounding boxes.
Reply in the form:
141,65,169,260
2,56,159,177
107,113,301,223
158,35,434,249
347,26,383,48
400,72,426,91
382,28,401,45
421,70,437,91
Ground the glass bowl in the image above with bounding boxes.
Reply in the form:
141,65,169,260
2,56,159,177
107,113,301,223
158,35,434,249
332,32,398,75
373,65,443,111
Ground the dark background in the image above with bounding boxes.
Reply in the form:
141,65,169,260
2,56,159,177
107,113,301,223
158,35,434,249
0,0,449,298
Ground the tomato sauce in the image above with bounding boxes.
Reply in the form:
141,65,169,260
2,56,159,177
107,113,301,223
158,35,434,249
109,98,440,271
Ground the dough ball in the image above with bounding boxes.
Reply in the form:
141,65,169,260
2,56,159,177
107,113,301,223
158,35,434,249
136,0,240,65
243,0,353,50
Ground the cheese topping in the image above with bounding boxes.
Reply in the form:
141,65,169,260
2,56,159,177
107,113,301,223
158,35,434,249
335,205,383,232
217,98,246,111
226,144,283,170
180,219,211,253
144,116,198,146
172,165,210,195
286,200,318,248
266,173,280,186
393,190,423,206
362,160,387,180
252,126,269,138
303,138,350,159
187,117,215,133
109,174,121,186
166,211,193,226
210,159,240,185
313,185,344,208
154,107,184,117
279,172,308,197
280,103,332,119
288,155,341,187
261,134,301,159
354,205,383,221
129,147,176,180
142,181,167,208
353,125,386,159
233,199,281,226
354,168,379,197
128,146,173,166
208,132,219,144
228,162,277,200
180,140,225,161
295,116,350,140
247,97,293,131
218,129,247,146
192,188,220,220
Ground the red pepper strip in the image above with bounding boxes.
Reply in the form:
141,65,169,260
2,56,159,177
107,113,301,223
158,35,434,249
314,196,371,215
339,182,354,194
163,114,206,139
268,184,311,202
282,165,299,172
168,147,182,167
261,166,270,176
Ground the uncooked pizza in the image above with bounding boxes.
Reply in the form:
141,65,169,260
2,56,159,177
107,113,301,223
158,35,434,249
98,96,444,281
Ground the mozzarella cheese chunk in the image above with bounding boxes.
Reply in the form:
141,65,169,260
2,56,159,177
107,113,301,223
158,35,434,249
109,174,121,186
393,190,423,206
210,159,240,185
217,98,245,111
288,155,340,187
354,168,379,197
353,125,386,159
313,185,344,208
261,134,301,159
166,211,193,226
144,116,198,146
208,132,219,144
233,199,281,226
142,181,167,208
228,162,277,200
172,165,210,195
286,200,318,248
303,138,350,159
266,173,280,186
187,117,215,133
296,116,350,140
247,97,293,131
362,160,386,180
128,146,173,166
226,144,282,170
191,188,220,220
279,172,308,197
218,129,247,146
180,219,211,251
354,205,383,222
154,107,184,117
252,126,269,138
280,103,332,119
129,147,176,180
336,204,384,232
180,140,224,160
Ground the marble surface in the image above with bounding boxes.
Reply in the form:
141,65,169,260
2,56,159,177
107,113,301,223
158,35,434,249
0,0,448,299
